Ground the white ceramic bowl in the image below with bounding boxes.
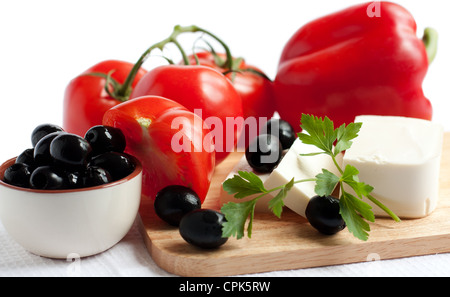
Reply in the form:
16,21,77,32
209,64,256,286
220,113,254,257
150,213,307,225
0,155,142,259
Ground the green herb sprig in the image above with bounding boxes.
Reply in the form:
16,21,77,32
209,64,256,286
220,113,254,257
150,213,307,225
220,114,400,241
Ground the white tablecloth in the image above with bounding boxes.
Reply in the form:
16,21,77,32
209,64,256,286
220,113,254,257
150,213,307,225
2,216,450,277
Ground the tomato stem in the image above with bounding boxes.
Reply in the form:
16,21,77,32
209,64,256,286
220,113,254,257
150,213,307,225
222,68,272,81
173,38,190,65
117,25,234,101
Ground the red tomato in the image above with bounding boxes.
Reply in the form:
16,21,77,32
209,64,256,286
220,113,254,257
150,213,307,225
187,52,275,120
63,60,147,137
130,65,243,164
103,95,215,202
186,52,275,149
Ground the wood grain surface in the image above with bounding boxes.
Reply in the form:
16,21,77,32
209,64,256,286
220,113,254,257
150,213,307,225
137,133,450,277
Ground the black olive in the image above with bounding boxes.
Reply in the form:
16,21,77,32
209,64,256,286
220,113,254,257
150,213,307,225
305,195,346,235
33,132,66,166
154,185,201,226
16,148,36,169
3,163,32,188
50,133,92,168
81,166,112,187
84,125,126,157
31,123,64,147
179,209,228,249
262,118,296,150
89,152,135,181
30,166,72,190
66,170,83,189
245,134,282,173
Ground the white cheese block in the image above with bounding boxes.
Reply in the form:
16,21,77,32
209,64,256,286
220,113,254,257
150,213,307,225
342,115,444,219
263,138,343,218
220,154,273,213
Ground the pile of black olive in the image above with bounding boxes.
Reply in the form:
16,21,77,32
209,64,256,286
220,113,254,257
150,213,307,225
154,185,228,249
2,123,135,190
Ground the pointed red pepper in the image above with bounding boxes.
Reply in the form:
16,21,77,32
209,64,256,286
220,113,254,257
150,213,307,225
274,1,438,131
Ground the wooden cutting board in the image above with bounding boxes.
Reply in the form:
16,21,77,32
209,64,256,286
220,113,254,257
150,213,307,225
137,133,450,277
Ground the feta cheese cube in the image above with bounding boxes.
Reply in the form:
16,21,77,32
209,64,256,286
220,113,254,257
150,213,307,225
343,115,444,218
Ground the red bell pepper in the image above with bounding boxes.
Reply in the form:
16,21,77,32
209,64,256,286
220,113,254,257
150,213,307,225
274,1,438,131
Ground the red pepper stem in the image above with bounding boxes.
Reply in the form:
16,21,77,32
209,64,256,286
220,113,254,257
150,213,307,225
117,25,233,100
422,27,438,65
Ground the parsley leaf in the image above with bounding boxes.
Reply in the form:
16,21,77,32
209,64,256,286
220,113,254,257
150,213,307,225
334,122,362,156
298,114,336,154
222,171,267,198
221,173,314,238
221,200,257,239
339,191,374,241
269,178,294,218
341,164,374,198
314,169,340,197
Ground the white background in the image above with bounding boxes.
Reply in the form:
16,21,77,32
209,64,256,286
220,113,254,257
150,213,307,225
0,0,450,276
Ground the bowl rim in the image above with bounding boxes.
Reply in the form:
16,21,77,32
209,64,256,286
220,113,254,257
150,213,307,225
0,153,143,193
